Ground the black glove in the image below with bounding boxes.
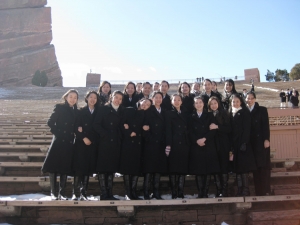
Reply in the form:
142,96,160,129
240,143,246,151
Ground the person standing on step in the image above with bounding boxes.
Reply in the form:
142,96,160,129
279,89,286,108
208,96,232,197
246,92,271,196
72,91,99,201
165,94,190,199
178,82,195,114
97,81,111,107
121,81,137,108
230,93,256,196
211,81,223,102
160,80,172,111
93,90,124,200
119,98,152,200
191,82,201,96
189,96,220,198
143,91,168,200
222,79,237,111
42,89,79,200
133,82,152,102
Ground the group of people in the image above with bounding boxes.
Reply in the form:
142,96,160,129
279,88,299,108
41,78,271,201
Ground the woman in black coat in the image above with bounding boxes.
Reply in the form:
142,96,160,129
165,94,190,199
133,82,152,103
246,92,271,196
72,91,99,201
97,81,111,106
160,80,172,111
189,96,220,198
143,91,168,200
93,90,124,200
208,96,231,197
222,79,237,111
119,98,152,200
121,81,137,108
178,82,195,113
212,81,223,102
42,89,79,200
230,93,256,196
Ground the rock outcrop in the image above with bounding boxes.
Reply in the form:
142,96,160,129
0,0,62,86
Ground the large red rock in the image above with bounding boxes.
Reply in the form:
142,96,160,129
0,0,47,10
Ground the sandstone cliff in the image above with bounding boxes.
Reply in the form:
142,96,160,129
0,0,62,86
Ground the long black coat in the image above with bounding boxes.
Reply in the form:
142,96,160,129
93,104,124,173
161,93,172,111
249,103,270,169
165,106,190,174
230,107,256,173
42,103,77,174
121,94,137,108
188,111,220,175
182,93,195,114
72,106,98,175
279,92,286,102
119,107,145,175
143,105,168,173
213,110,232,173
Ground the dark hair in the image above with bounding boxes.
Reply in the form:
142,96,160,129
108,90,123,104
84,90,99,105
178,82,191,94
203,79,212,84
246,91,256,99
98,81,111,95
229,93,246,110
61,89,79,108
136,82,142,86
151,91,163,99
193,95,206,111
123,81,136,96
137,98,153,109
207,96,229,124
223,79,237,94
154,82,159,85
142,82,152,87
171,93,183,101
212,81,217,87
160,80,170,88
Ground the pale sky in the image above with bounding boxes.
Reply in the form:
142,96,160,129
47,0,300,87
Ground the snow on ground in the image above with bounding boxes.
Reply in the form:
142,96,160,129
243,84,279,92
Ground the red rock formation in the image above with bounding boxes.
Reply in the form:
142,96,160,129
0,0,62,86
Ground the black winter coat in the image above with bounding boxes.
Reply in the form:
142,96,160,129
143,105,168,173
121,94,137,108
72,106,98,175
230,107,256,173
188,111,220,175
279,92,286,102
119,107,145,175
42,103,77,174
93,104,124,173
249,103,270,169
161,93,172,111
165,106,190,174
290,95,299,107
182,93,195,114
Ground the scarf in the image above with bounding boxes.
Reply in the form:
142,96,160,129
111,103,119,111
232,107,242,117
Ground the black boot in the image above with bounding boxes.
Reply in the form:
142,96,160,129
58,174,68,200
213,174,222,197
49,173,58,200
72,175,81,200
221,174,229,197
143,173,151,200
241,173,250,196
236,174,243,197
152,173,163,199
80,175,89,201
169,175,177,199
98,173,109,200
196,175,205,198
177,175,185,199
107,173,119,200
123,175,132,200
203,175,211,198
131,176,142,200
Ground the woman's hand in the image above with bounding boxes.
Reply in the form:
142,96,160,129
209,123,218,130
130,132,136,137
78,127,82,132
143,125,149,131
264,140,270,148
197,138,206,146
83,137,91,145
124,124,129,129
165,146,171,156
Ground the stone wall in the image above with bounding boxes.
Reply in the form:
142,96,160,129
0,0,62,86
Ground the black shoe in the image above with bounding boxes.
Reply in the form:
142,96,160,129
49,173,58,200
177,175,185,199
213,174,222,197
196,175,205,198
169,175,177,199
58,174,68,200
98,173,108,201
143,173,151,200
152,173,163,200
236,174,243,197
107,173,119,200
131,176,143,200
221,174,229,197
241,173,250,196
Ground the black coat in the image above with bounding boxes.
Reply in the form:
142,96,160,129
213,110,232,173
249,103,270,169
132,92,147,104
119,107,145,175
72,106,98,175
188,111,220,175
279,92,286,102
142,105,168,173
290,95,299,107
93,104,124,173
161,93,172,111
121,94,137,108
165,106,190,174
230,107,256,173
42,103,77,174
222,91,237,111
182,93,195,114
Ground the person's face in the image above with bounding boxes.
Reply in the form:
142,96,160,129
87,93,97,107
225,82,233,92
232,97,241,108
65,92,78,107
140,99,151,110
102,83,111,94
112,93,123,106
194,99,204,111
126,84,135,96
136,83,142,92
211,82,217,91
181,84,190,95
171,96,182,109
203,81,212,92
153,83,159,91
142,84,152,96
193,83,200,91
246,94,256,107
160,82,169,94
209,99,219,111
152,94,162,107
